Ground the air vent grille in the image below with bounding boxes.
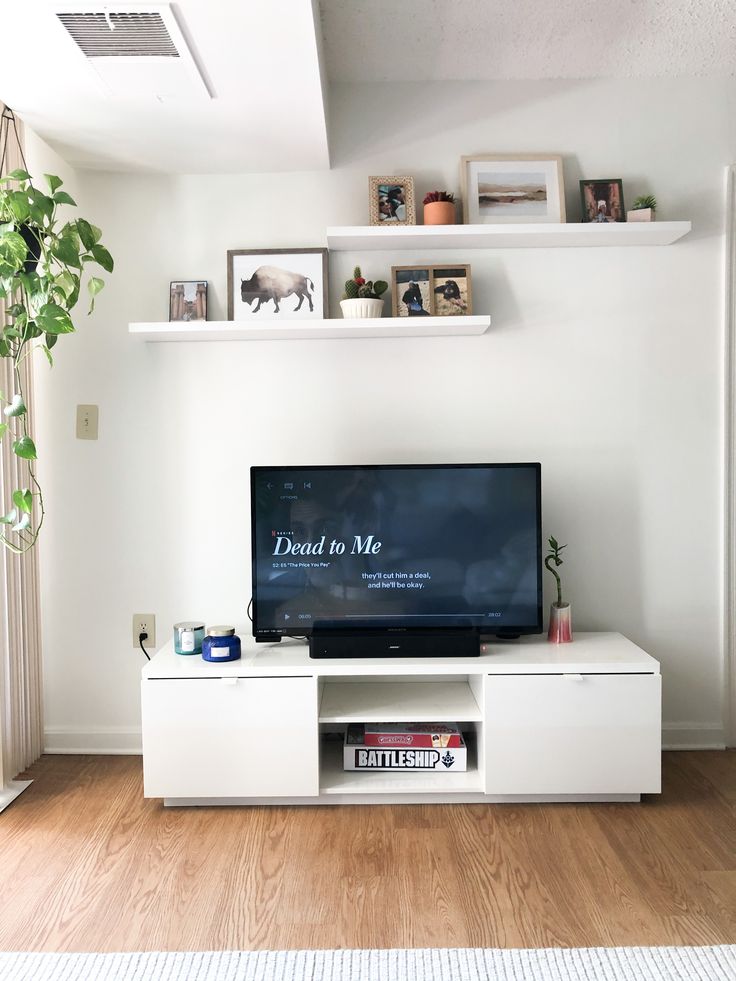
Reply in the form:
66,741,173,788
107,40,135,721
57,11,179,57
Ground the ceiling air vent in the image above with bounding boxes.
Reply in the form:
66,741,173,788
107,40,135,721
54,4,211,101
57,11,179,58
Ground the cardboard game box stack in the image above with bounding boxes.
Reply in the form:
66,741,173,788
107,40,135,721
344,723,467,772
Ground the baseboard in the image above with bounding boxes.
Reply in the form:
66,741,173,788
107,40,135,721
661,723,726,750
44,724,725,755
44,726,142,755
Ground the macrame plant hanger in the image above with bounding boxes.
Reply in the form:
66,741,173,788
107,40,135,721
0,107,29,179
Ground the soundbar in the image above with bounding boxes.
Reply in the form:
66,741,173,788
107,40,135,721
308,628,480,659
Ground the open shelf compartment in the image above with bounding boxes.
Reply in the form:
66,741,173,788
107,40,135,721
319,729,483,795
318,678,483,723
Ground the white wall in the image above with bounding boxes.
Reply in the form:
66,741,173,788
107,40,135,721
27,78,734,752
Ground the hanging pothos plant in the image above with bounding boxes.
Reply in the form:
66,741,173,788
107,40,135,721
0,167,113,553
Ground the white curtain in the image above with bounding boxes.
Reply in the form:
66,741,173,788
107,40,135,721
0,105,43,801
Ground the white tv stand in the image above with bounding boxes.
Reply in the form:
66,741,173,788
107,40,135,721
141,631,661,806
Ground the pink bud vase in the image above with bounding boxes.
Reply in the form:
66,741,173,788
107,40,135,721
548,602,572,643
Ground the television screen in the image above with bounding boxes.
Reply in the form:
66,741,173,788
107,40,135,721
250,464,542,640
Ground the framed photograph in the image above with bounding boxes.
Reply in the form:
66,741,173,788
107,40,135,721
369,176,416,226
461,154,566,224
391,266,431,317
580,179,625,223
227,248,328,320
431,265,472,316
169,281,207,322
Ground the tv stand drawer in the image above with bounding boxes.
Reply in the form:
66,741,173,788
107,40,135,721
484,673,661,795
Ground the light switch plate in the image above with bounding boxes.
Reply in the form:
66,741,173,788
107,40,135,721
76,404,99,440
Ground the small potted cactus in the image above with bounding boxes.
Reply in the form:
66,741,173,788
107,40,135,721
545,536,572,643
340,266,388,319
627,194,657,223
423,190,456,226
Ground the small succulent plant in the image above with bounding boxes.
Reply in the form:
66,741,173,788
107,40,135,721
544,536,567,608
423,190,455,205
632,194,657,212
342,266,388,300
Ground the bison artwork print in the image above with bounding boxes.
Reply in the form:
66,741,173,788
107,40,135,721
227,248,328,321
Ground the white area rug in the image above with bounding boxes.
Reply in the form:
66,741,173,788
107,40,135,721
0,947,734,981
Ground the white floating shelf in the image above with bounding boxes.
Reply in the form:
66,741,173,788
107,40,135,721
129,316,490,342
326,221,692,251
319,681,482,723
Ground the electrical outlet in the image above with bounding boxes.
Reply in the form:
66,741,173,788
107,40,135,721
133,613,156,649
76,404,99,440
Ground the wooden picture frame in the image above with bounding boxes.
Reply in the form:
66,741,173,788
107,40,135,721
391,264,473,317
227,248,329,321
460,154,566,224
431,265,472,316
580,179,626,223
368,176,416,226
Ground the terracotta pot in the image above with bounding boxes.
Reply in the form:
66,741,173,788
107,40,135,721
423,201,456,225
340,297,384,319
548,602,573,643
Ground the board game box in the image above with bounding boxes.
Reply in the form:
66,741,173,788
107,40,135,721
344,723,467,771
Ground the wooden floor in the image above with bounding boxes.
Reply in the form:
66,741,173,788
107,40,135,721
0,752,734,952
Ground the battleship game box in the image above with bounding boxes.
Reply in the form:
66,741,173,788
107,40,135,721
344,723,467,771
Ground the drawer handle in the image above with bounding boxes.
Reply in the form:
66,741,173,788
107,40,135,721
564,674,585,682
221,677,238,686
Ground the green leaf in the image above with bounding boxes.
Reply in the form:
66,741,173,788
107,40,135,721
44,174,63,194
12,435,37,460
45,332,58,350
90,243,114,273
0,339,9,357
0,509,17,525
28,187,54,220
6,190,30,223
12,512,31,533
37,302,74,335
4,394,26,418
55,270,77,299
76,219,96,250
50,234,81,268
41,345,54,367
12,488,32,514
87,275,104,313
16,270,41,295
53,190,77,206
0,423,8,438
5,169,31,182
0,229,29,270
0,222,13,234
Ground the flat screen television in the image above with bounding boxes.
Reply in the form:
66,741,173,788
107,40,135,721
250,464,543,656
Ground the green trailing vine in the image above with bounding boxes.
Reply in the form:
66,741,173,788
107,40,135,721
0,167,113,553
544,535,567,607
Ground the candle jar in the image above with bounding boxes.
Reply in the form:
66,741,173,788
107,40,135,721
174,621,205,655
202,626,241,662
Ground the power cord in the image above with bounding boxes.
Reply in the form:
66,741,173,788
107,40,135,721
138,631,150,660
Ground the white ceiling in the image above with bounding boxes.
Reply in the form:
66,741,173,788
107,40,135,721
1,0,734,175
320,0,736,82
0,0,330,173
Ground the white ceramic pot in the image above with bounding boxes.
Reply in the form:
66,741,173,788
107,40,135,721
340,297,384,319
627,208,655,223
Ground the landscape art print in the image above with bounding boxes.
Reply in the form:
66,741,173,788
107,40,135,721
227,249,328,321
461,155,565,224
